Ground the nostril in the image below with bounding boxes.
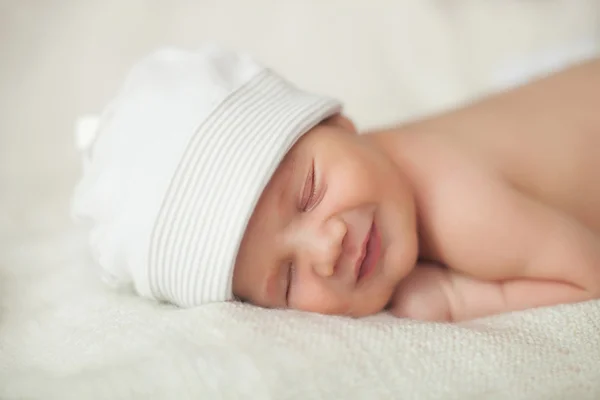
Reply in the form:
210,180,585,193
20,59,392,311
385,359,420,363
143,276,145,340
313,261,335,278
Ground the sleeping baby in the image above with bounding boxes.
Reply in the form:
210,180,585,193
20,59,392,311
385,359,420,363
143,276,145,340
73,45,600,322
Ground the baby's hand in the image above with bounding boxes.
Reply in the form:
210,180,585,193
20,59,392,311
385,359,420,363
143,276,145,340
388,263,453,322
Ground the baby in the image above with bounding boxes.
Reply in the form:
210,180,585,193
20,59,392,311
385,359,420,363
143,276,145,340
73,45,600,322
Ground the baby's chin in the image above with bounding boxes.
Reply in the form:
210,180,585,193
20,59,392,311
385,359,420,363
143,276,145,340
352,292,396,317
336,289,397,318
290,289,392,318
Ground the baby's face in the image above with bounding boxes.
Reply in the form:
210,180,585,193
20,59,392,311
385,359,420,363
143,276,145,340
232,115,418,317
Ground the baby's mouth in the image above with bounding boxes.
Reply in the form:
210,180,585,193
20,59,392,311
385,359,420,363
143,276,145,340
356,222,381,283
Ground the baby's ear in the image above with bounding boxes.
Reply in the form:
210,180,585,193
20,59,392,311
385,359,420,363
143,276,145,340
324,113,358,134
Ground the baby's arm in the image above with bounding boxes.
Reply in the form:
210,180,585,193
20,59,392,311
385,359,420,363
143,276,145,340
389,264,592,322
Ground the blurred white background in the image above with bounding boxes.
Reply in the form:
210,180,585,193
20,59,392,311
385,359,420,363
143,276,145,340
1,1,599,247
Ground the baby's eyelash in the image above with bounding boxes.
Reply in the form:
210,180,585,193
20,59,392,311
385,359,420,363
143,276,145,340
285,262,294,305
300,162,316,211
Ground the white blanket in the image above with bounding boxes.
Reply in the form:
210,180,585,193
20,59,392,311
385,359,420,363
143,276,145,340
2,1,600,399
2,229,600,399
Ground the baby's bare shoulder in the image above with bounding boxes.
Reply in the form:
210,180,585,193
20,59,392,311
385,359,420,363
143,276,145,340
416,137,600,288
369,129,537,276
416,143,533,278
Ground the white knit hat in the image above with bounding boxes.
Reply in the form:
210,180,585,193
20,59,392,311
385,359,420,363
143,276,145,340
72,45,341,307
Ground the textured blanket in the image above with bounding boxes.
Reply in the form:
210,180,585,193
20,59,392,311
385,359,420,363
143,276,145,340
2,228,600,399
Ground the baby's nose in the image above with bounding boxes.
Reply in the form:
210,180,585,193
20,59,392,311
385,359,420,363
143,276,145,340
306,217,347,278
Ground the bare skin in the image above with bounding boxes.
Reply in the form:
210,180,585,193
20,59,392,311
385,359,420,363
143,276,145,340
233,58,600,322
